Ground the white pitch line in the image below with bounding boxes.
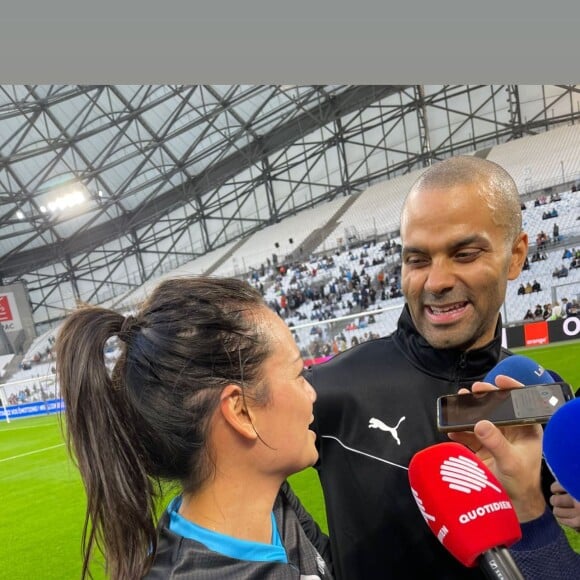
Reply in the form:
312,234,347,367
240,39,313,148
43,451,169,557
0,422,58,433
0,443,65,463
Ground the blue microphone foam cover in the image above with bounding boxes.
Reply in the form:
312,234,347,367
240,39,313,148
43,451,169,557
543,398,580,501
483,355,554,386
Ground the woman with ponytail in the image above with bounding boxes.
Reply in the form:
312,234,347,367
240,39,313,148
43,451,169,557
56,276,331,580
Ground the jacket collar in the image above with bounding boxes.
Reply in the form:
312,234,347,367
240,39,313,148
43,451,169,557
394,305,504,383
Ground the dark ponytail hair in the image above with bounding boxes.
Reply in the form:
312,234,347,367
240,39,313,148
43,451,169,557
56,277,271,579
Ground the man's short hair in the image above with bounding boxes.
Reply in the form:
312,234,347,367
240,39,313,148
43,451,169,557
406,156,523,243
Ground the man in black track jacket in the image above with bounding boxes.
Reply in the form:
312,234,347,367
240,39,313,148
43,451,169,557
311,307,513,579
308,157,577,579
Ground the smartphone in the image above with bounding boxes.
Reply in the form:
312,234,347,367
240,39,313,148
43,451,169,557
437,382,575,433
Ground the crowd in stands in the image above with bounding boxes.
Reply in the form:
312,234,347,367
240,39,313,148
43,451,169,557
523,297,579,322
535,224,562,249
250,241,402,316
528,249,547,263
4,380,57,406
562,247,580,269
516,236,580,321
552,265,569,279
547,246,580,278
517,280,542,294
18,334,56,372
525,189,567,248
542,208,559,220
245,238,405,360
532,191,562,206
303,322,383,359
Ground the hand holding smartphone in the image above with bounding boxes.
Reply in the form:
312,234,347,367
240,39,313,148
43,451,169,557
437,382,574,433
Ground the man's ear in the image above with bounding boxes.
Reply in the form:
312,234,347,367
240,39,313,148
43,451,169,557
219,384,258,440
508,232,529,280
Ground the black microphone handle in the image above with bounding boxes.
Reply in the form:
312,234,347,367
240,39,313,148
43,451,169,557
479,547,524,580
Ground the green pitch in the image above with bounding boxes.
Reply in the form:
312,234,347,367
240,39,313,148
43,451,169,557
1,340,579,578
0,415,104,579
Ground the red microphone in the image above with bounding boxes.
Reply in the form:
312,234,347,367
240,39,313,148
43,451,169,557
408,442,524,580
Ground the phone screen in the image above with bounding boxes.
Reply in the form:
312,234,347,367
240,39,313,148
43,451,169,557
511,384,566,418
437,382,573,432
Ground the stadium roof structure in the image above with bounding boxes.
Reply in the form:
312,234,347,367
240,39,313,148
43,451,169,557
0,84,578,330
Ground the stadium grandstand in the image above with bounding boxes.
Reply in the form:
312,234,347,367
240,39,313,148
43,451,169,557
1,84,580,410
